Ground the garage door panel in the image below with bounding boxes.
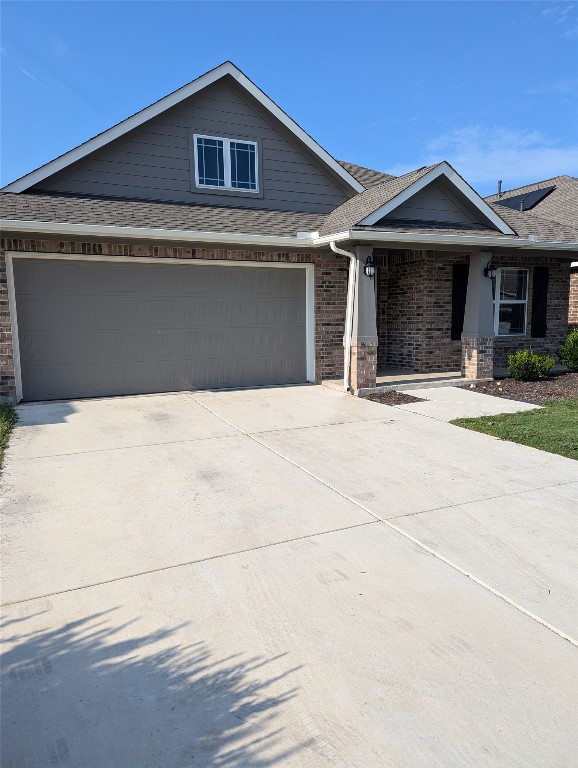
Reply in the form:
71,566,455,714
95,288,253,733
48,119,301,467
14,259,308,400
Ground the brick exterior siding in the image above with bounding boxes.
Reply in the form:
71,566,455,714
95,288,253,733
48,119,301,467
569,269,578,328
462,337,494,379
376,250,468,373
349,341,378,391
376,249,572,374
1,238,573,401
0,238,349,400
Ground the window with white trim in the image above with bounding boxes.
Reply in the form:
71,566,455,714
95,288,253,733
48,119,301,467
493,268,528,336
194,134,258,192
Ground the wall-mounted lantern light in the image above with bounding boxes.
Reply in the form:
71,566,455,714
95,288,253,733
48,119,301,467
483,260,497,280
364,253,376,279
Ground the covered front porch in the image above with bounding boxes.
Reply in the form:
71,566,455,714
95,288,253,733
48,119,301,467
344,244,571,394
344,245,496,393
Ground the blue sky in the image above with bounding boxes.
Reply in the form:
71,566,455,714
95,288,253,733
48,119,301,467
1,1,577,196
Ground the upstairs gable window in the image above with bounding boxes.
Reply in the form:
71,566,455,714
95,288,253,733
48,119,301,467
194,134,258,192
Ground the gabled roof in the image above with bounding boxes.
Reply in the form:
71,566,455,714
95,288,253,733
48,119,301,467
319,165,435,235
320,162,515,236
485,175,578,228
2,61,364,196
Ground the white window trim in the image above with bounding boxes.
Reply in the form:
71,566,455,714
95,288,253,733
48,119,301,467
193,133,259,193
493,267,529,337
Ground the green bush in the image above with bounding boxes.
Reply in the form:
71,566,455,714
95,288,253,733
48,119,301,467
558,329,578,371
507,349,555,381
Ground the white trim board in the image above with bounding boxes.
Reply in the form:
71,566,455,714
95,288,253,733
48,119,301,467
4,217,576,250
359,162,516,236
2,62,364,195
6,252,315,402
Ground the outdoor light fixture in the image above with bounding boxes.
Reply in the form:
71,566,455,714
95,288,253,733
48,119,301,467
483,260,497,280
364,253,376,279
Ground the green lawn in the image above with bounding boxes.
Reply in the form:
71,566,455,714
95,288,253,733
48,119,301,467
0,404,18,465
451,399,578,461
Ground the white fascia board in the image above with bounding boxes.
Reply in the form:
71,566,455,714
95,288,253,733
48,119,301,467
2,62,364,195
359,162,516,235
4,218,575,251
0,218,321,248
350,228,578,250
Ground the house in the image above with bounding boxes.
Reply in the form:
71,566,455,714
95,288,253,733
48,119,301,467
1,61,577,403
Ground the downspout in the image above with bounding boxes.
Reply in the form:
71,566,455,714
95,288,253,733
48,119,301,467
330,241,357,392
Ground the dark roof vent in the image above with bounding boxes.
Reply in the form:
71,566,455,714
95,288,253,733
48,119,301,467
495,185,556,212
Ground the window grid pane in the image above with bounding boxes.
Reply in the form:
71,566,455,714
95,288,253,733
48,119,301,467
230,141,257,190
500,269,527,301
197,137,225,187
499,303,526,335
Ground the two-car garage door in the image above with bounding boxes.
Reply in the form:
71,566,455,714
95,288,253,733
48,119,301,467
12,258,309,401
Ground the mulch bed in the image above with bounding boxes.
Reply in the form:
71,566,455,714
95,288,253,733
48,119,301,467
365,390,426,406
460,371,578,405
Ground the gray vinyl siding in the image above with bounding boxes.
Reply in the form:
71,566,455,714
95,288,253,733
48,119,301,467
384,180,481,225
14,258,308,401
34,77,350,213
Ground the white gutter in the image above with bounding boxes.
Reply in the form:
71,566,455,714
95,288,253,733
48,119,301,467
0,219,321,248
344,229,578,250
330,241,356,393
1,219,576,251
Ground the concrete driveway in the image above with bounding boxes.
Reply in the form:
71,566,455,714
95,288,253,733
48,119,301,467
1,385,577,767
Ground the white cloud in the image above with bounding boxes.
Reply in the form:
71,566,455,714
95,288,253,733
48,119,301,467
385,126,578,191
1,46,40,82
523,78,578,95
540,2,578,37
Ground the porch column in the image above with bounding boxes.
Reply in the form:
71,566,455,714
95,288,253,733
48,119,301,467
350,246,378,392
461,251,494,379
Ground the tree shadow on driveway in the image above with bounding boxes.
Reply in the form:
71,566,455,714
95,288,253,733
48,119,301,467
1,608,304,767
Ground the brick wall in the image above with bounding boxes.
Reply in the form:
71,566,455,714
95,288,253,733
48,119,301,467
0,238,349,400
376,250,427,372
375,249,571,374
350,341,378,392
0,251,14,399
569,268,578,328
376,250,468,372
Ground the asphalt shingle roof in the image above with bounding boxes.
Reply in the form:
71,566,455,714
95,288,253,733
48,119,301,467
319,165,437,236
1,168,576,246
0,192,327,238
485,176,578,228
485,203,577,243
337,161,396,188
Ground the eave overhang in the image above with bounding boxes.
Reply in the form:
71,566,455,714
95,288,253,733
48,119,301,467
2,218,577,252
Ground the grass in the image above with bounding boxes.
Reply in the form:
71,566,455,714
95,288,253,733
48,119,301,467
451,399,578,461
0,403,18,465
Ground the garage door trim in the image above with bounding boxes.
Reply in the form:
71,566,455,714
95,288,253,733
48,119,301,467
6,252,315,402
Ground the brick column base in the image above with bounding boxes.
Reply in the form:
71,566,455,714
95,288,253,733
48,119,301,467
461,336,494,379
350,341,378,392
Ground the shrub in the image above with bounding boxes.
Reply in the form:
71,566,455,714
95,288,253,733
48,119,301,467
508,349,555,381
558,329,578,371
